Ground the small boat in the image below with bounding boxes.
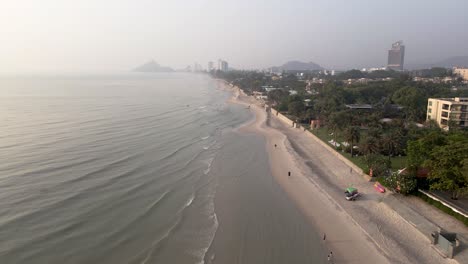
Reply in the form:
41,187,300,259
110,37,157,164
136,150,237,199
374,182,385,193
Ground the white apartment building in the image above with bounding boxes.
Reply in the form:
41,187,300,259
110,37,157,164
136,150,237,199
427,97,468,129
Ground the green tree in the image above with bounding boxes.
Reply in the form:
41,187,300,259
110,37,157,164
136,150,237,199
385,172,417,195
364,154,391,177
391,86,425,121
381,130,403,158
330,111,351,131
424,135,468,199
359,136,381,155
344,126,360,156
407,131,446,173
288,101,305,117
327,111,350,146
267,89,288,106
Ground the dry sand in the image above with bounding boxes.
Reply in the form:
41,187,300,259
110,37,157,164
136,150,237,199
218,79,457,264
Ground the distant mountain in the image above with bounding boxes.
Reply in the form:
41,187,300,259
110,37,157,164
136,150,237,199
433,56,468,68
133,60,174,72
270,60,323,72
406,56,468,70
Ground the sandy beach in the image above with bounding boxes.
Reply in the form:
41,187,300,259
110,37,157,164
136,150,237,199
220,80,456,264
206,81,329,264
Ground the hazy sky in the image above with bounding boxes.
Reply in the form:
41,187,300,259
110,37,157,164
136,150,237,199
1,0,468,73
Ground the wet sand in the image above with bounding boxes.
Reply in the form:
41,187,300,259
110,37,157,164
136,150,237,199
205,81,328,263
205,132,327,264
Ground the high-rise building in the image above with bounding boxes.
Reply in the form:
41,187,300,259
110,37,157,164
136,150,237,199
193,62,202,72
387,41,405,71
208,61,214,71
217,59,228,72
427,97,468,130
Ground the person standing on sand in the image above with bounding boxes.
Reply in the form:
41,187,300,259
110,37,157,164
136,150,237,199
288,171,291,177
323,233,326,240
274,144,277,148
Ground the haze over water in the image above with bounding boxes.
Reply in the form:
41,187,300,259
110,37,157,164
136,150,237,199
0,73,325,263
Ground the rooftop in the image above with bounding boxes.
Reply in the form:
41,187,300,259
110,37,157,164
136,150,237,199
345,104,373,110
429,97,468,104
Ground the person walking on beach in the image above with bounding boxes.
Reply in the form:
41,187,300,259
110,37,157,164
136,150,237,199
274,144,277,148
288,171,291,177
327,251,333,263
323,233,326,240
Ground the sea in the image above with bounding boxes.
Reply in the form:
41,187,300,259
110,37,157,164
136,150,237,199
0,73,327,264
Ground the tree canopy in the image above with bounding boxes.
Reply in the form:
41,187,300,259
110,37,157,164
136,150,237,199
424,134,468,199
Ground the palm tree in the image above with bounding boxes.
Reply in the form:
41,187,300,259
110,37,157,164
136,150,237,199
328,111,348,147
367,127,383,140
381,130,402,159
327,121,339,147
344,126,361,156
359,136,381,155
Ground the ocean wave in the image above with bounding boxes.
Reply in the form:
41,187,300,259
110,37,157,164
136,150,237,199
136,217,183,264
156,137,205,163
197,213,218,264
201,139,219,152
155,106,191,118
150,115,206,138
201,136,210,140
192,191,219,264
3,187,175,259
11,156,98,180
0,158,149,227
66,154,140,185
185,193,195,207
203,158,214,175
131,192,197,264
0,212,91,257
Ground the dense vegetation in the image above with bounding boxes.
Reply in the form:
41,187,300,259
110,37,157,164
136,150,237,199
212,69,468,197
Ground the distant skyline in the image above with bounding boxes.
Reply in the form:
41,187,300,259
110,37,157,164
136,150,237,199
1,0,468,73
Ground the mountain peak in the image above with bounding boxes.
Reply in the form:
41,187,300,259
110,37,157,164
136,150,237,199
133,60,174,72
270,60,323,72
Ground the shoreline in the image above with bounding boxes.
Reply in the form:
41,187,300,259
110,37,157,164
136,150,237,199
218,79,455,264
225,83,389,263
204,80,329,263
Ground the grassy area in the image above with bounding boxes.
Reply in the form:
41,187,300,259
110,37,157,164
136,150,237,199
310,127,407,172
416,191,468,227
311,127,368,172
389,156,407,170
340,151,368,171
